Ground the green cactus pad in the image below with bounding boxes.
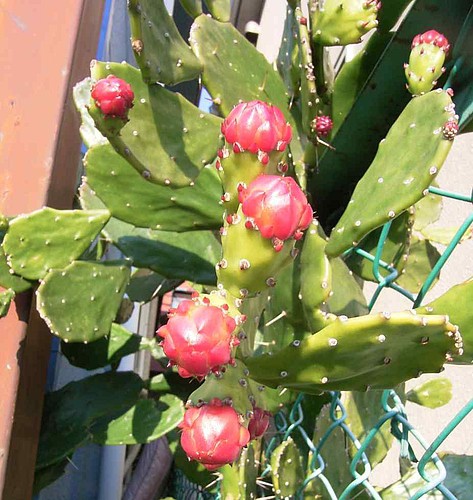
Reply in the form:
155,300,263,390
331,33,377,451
89,62,221,187
189,14,292,119
128,0,202,85
0,249,31,293
311,0,379,46
417,278,473,363
238,442,259,499
37,260,131,342
0,289,15,318
178,0,202,18
126,269,181,303
81,145,223,231
92,394,184,445
37,371,144,468
277,6,300,99
395,235,441,293
300,220,332,330
326,90,455,257
270,437,304,498
217,206,294,298
346,211,413,282
405,43,446,96
73,77,107,148
61,323,144,370
204,0,230,21
406,377,452,409
246,312,461,393
2,208,110,280
412,187,442,231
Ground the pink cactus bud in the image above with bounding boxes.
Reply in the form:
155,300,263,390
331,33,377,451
179,399,250,470
156,299,237,379
442,119,459,141
221,100,292,154
411,30,450,53
312,115,333,137
91,74,134,119
248,407,271,440
238,175,313,242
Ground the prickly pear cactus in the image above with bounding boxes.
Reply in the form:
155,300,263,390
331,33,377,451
3,0,468,496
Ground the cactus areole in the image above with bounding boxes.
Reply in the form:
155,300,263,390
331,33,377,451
90,74,134,119
239,175,313,248
156,297,239,379
221,100,292,155
179,398,251,470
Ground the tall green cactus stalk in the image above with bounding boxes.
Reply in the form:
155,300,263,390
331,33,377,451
2,0,472,495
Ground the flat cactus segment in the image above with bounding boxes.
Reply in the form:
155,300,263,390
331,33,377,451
346,211,413,282
0,249,31,293
277,6,300,99
203,0,230,21
90,61,221,187
37,371,143,468
377,0,411,32
126,269,181,303
406,377,452,409
61,323,144,370
417,279,473,363
73,77,107,148
37,260,131,342
311,0,379,46
246,313,460,393
238,442,259,500
0,289,15,318
128,0,202,85
81,144,223,231
3,208,110,280
300,220,332,330
178,0,202,18
326,90,455,257
189,14,291,119
92,394,184,445
270,437,304,498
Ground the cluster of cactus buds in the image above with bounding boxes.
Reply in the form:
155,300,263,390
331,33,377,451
311,115,334,137
405,30,450,96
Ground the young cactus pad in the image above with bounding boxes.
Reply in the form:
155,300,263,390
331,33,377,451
81,145,223,231
36,260,131,342
89,61,222,187
246,312,462,393
326,90,456,257
128,0,202,85
270,437,304,497
2,208,110,280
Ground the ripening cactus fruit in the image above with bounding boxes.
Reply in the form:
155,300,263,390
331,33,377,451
91,74,134,119
156,294,242,379
405,30,450,96
179,398,250,470
312,115,334,137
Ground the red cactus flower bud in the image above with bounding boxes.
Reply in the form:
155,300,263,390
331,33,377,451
411,30,450,54
221,100,292,154
91,74,134,119
238,175,313,243
179,399,250,470
312,115,333,137
248,407,271,440
156,299,237,379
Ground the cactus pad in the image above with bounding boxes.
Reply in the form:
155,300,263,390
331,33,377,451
417,278,473,363
246,312,461,393
3,208,110,280
0,249,31,293
126,269,181,303
92,394,184,445
37,260,131,342
61,323,144,370
81,145,223,231
189,14,291,118
89,62,221,187
406,377,452,409
37,371,143,468
326,90,456,257
0,288,15,318
270,437,304,498
128,0,202,85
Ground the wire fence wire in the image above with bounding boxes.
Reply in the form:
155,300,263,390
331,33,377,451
177,184,472,499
